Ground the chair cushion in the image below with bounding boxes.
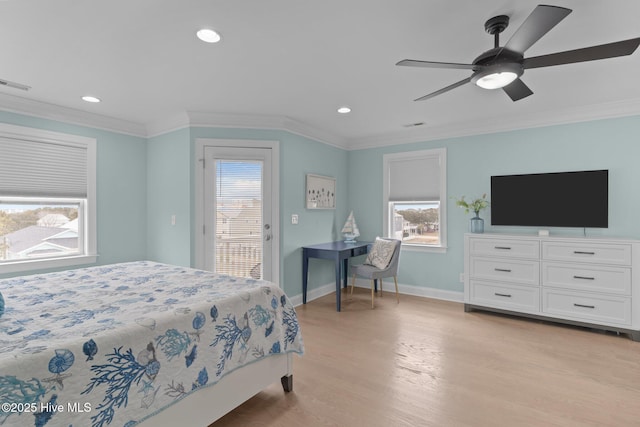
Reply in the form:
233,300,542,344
364,237,396,270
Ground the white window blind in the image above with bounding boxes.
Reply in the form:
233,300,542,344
0,123,97,274
388,154,441,202
383,148,447,251
0,137,88,198
215,159,263,278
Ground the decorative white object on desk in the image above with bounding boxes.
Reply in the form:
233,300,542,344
341,211,360,243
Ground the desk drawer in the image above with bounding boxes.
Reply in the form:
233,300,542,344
470,257,539,286
469,280,539,313
351,245,369,257
542,289,631,326
469,238,539,259
542,262,631,295
542,242,631,266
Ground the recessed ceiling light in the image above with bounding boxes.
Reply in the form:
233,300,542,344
197,28,222,43
82,96,101,103
337,106,351,114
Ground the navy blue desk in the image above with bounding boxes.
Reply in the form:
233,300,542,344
302,241,371,312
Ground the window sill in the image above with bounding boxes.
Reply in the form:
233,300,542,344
401,244,448,254
0,255,98,275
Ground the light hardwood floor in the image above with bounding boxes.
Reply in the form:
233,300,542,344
212,288,640,427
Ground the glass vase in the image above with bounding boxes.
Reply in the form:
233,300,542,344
470,215,484,233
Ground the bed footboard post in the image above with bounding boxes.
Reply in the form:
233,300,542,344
280,375,293,392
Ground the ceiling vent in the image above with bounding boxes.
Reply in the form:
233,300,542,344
0,78,31,91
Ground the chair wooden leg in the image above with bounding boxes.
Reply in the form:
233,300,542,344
370,280,375,309
394,276,399,303
350,273,357,298
379,278,383,297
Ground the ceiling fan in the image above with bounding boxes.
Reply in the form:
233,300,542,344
397,4,640,102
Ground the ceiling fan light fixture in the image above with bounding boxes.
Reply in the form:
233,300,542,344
476,71,518,89
472,63,523,90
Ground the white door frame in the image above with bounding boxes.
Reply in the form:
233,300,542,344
194,139,280,286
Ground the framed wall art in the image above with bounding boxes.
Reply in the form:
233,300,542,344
306,174,336,209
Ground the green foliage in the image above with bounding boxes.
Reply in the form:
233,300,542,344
396,208,439,231
0,207,78,236
0,211,16,235
454,194,490,216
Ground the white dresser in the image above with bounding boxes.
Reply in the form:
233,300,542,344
464,233,640,341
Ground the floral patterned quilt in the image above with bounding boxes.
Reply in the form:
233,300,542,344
0,261,304,427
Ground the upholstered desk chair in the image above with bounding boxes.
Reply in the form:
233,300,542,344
350,238,401,308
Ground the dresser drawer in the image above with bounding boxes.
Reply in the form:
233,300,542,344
469,238,539,259
470,257,539,286
542,242,631,266
469,280,540,313
542,289,631,326
542,262,631,295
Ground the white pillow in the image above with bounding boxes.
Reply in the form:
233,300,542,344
364,237,396,269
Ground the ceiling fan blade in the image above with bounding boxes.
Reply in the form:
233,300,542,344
503,5,572,54
396,59,475,70
414,77,472,101
502,78,533,102
523,37,640,69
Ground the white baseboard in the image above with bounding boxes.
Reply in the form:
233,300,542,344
289,279,463,307
288,282,336,307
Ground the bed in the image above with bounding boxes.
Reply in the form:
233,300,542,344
0,261,304,426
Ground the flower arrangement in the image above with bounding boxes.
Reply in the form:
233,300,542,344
454,194,490,217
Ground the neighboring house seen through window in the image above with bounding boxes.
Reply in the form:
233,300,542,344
383,148,447,251
0,123,97,274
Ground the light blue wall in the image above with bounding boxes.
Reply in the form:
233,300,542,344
5,110,640,300
146,128,192,266
0,112,148,278
349,115,640,293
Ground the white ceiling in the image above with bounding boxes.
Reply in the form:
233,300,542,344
1,0,639,149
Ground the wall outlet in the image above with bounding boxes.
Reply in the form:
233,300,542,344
459,273,464,283
171,214,176,226
291,214,299,225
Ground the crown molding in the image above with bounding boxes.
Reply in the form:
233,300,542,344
145,112,191,138
3,91,639,150
346,98,640,150
148,111,348,148
0,92,147,137
184,111,348,149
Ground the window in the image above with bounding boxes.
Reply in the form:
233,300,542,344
0,123,97,273
383,148,447,251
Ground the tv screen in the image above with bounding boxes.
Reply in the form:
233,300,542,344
490,170,608,228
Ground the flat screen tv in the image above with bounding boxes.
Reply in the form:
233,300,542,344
490,170,608,228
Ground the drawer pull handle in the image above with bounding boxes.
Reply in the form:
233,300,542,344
574,251,595,255
574,303,595,309
495,246,511,250
494,268,512,273
495,293,512,298
573,275,595,280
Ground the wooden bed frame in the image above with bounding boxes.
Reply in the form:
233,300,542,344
139,353,293,426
